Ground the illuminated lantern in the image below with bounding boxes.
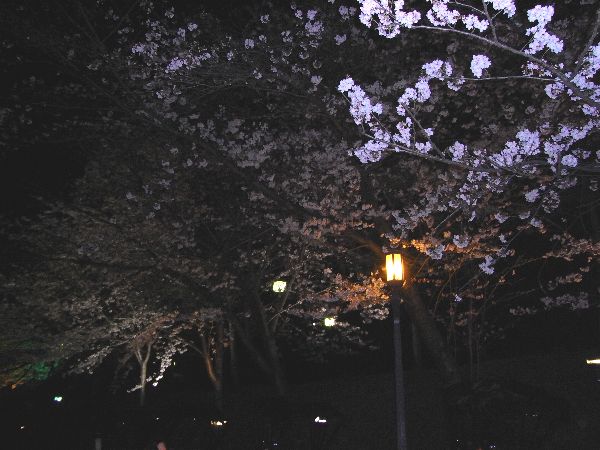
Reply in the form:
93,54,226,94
324,317,336,327
386,254,404,282
272,280,287,292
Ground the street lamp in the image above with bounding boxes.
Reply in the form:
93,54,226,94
272,280,287,293
385,253,408,450
324,317,336,327
386,254,404,282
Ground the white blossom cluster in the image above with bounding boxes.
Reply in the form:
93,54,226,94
343,0,600,204
540,292,590,311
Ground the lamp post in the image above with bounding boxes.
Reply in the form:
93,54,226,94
386,253,408,450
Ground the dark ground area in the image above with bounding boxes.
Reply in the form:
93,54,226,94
3,350,600,449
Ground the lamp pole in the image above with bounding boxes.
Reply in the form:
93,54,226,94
391,282,407,450
386,254,408,450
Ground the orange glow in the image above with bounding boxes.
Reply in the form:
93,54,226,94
386,254,404,282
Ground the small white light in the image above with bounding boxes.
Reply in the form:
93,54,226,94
210,419,227,427
324,317,336,327
314,416,327,423
272,280,287,292
155,417,160,421
53,396,63,403
586,358,600,365
20,425,25,430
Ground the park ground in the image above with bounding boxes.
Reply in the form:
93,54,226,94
3,350,600,449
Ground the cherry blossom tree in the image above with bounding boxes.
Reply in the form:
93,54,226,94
335,0,600,373
4,0,599,395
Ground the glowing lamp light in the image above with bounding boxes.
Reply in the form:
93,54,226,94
324,317,336,327
53,396,63,403
272,280,287,293
385,253,404,282
586,358,600,365
314,416,327,424
210,419,227,427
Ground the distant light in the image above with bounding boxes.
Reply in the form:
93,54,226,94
324,317,336,327
210,419,227,427
272,280,287,293
155,417,160,421
53,396,63,403
20,425,25,430
314,416,327,423
586,358,600,365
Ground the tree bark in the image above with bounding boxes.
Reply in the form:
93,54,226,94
251,290,286,395
232,297,287,396
403,283,461,385
139,362,147,407
134,342,152,407
215,321,224,410
411,322,423,369
229,322,240,389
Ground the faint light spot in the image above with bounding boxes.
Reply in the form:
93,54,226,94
314,416,327,423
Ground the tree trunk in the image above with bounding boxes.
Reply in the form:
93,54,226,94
232,307,286,396
411,322,423,369
135,342,152,407
139,362,147,407
251,290,286,395
199,332,223,410
215,321,224,410
229,322,240,389
403,283,461,385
